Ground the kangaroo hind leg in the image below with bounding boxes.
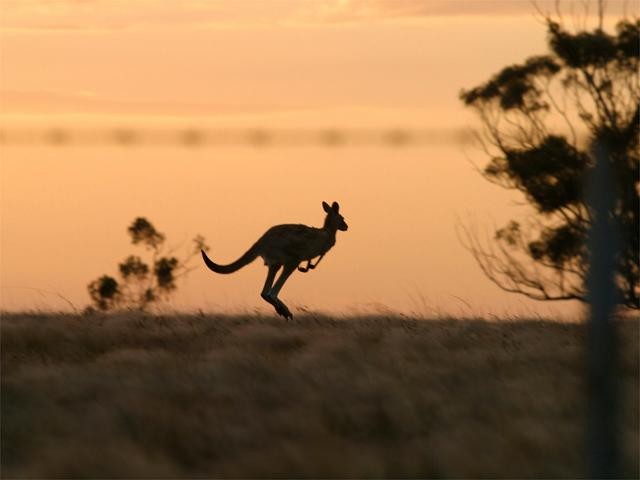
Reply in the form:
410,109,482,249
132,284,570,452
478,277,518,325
261,264,280,309
268,263,297,320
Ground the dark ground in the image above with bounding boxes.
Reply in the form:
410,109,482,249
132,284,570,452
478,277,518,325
1,312,638,478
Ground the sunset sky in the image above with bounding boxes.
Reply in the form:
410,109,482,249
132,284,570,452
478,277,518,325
0,1,630,317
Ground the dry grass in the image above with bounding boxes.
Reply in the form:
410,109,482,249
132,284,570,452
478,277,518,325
1,312,638,478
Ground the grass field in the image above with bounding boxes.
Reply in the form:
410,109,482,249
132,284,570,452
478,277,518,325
2,312,638,478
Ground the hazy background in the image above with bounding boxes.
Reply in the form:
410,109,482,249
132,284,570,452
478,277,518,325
2,1,627,317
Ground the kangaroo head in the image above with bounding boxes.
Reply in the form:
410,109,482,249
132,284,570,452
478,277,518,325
322,201,348,231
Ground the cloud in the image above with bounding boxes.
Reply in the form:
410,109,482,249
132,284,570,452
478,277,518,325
294,0,631,24
0,89,291,116
297,0,433,23
0,0,631,33
0,0,292,33
0,1,216,33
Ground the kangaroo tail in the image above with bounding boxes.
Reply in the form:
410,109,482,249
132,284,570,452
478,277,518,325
201,245,259,274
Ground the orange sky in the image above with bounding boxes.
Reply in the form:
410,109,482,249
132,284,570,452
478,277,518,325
0,1,629,317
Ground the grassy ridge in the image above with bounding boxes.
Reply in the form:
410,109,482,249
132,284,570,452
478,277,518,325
2,313,638,478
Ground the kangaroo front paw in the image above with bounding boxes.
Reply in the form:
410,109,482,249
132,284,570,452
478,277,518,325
297,266,309,272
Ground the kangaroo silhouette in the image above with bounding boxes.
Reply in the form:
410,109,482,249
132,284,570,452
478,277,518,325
201,201,348,319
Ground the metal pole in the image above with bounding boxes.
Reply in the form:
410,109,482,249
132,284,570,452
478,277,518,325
586,141,619,478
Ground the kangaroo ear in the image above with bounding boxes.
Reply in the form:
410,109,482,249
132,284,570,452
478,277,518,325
322,201,331,213
332,201,340,212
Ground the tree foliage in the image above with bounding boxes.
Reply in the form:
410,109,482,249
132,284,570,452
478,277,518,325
459,7,638,308
87,217,209,312
87,275,120,311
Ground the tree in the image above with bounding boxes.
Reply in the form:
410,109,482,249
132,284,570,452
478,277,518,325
87,217,209,311
459,4,638,309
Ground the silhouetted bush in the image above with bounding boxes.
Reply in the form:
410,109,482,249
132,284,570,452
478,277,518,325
86,217,208,312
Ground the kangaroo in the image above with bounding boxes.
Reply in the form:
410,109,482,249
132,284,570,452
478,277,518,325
201,201,348,319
